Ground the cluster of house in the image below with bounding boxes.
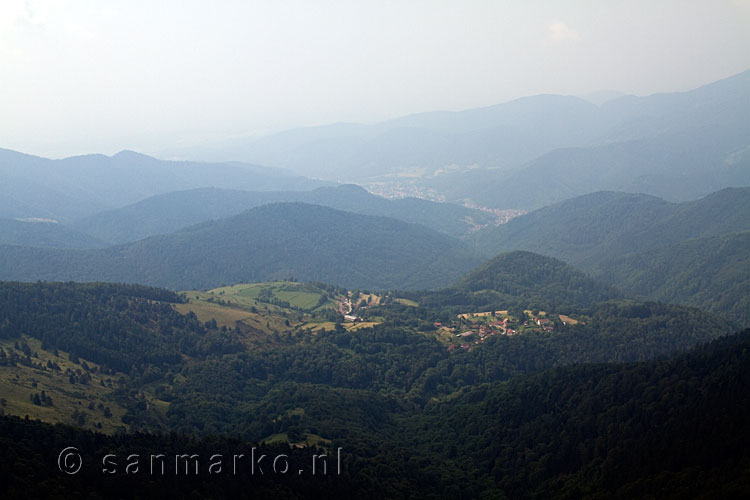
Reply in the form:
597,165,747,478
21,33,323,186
532,317,554,332
437,315,514,352
338,294,361,323
446,343,469,353
440,311,565,352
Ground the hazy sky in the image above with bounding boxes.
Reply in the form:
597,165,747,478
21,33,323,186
2,0,749,158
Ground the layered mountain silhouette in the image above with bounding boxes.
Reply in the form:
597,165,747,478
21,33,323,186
74,184,496,244
0,149,330,222
170,70,750,209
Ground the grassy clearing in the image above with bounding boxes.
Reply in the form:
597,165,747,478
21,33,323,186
173,301,253,328
297,321,381,333
558,314,579,325
523,310,547,317
0,336,128,434
176,281,385,345
304,433,332,448
261,432,332,450
346,322,381,331
300,322,337,333
244,282,331,310
178,285,315,339
148,398,170,416
433,327,459,345
394,298,419,307
351,293,382,307
186,282,334,312
262,432,289,444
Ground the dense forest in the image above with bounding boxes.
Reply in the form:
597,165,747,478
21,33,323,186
0,281,209,372
2,320,747,498
0,203,482,291
430,250,623,312
600,231,750,326
399,329,750,499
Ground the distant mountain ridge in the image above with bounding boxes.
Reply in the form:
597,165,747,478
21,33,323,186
74,184,497,244
169,70,750,209
166,93,604,180
0,148,331,222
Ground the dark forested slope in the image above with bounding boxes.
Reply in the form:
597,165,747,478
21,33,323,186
0,218,106,249
472,188,750,322
0,204,482,291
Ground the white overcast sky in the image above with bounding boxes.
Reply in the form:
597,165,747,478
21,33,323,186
2,0,749,158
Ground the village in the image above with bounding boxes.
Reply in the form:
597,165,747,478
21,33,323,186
437,310,582,352
336,289,407,323
333,290,585,354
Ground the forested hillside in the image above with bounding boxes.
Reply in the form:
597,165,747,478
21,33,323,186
0,282,203,372
401,329,750,499
472,188,750,323
445,250,622,311
0,218,106,249
0,204,482,291
473,188,750,265
600,231,750,326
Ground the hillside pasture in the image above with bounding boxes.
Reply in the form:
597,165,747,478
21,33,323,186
0,336,128,434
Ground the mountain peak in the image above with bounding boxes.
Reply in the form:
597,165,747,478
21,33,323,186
113,150,154,161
